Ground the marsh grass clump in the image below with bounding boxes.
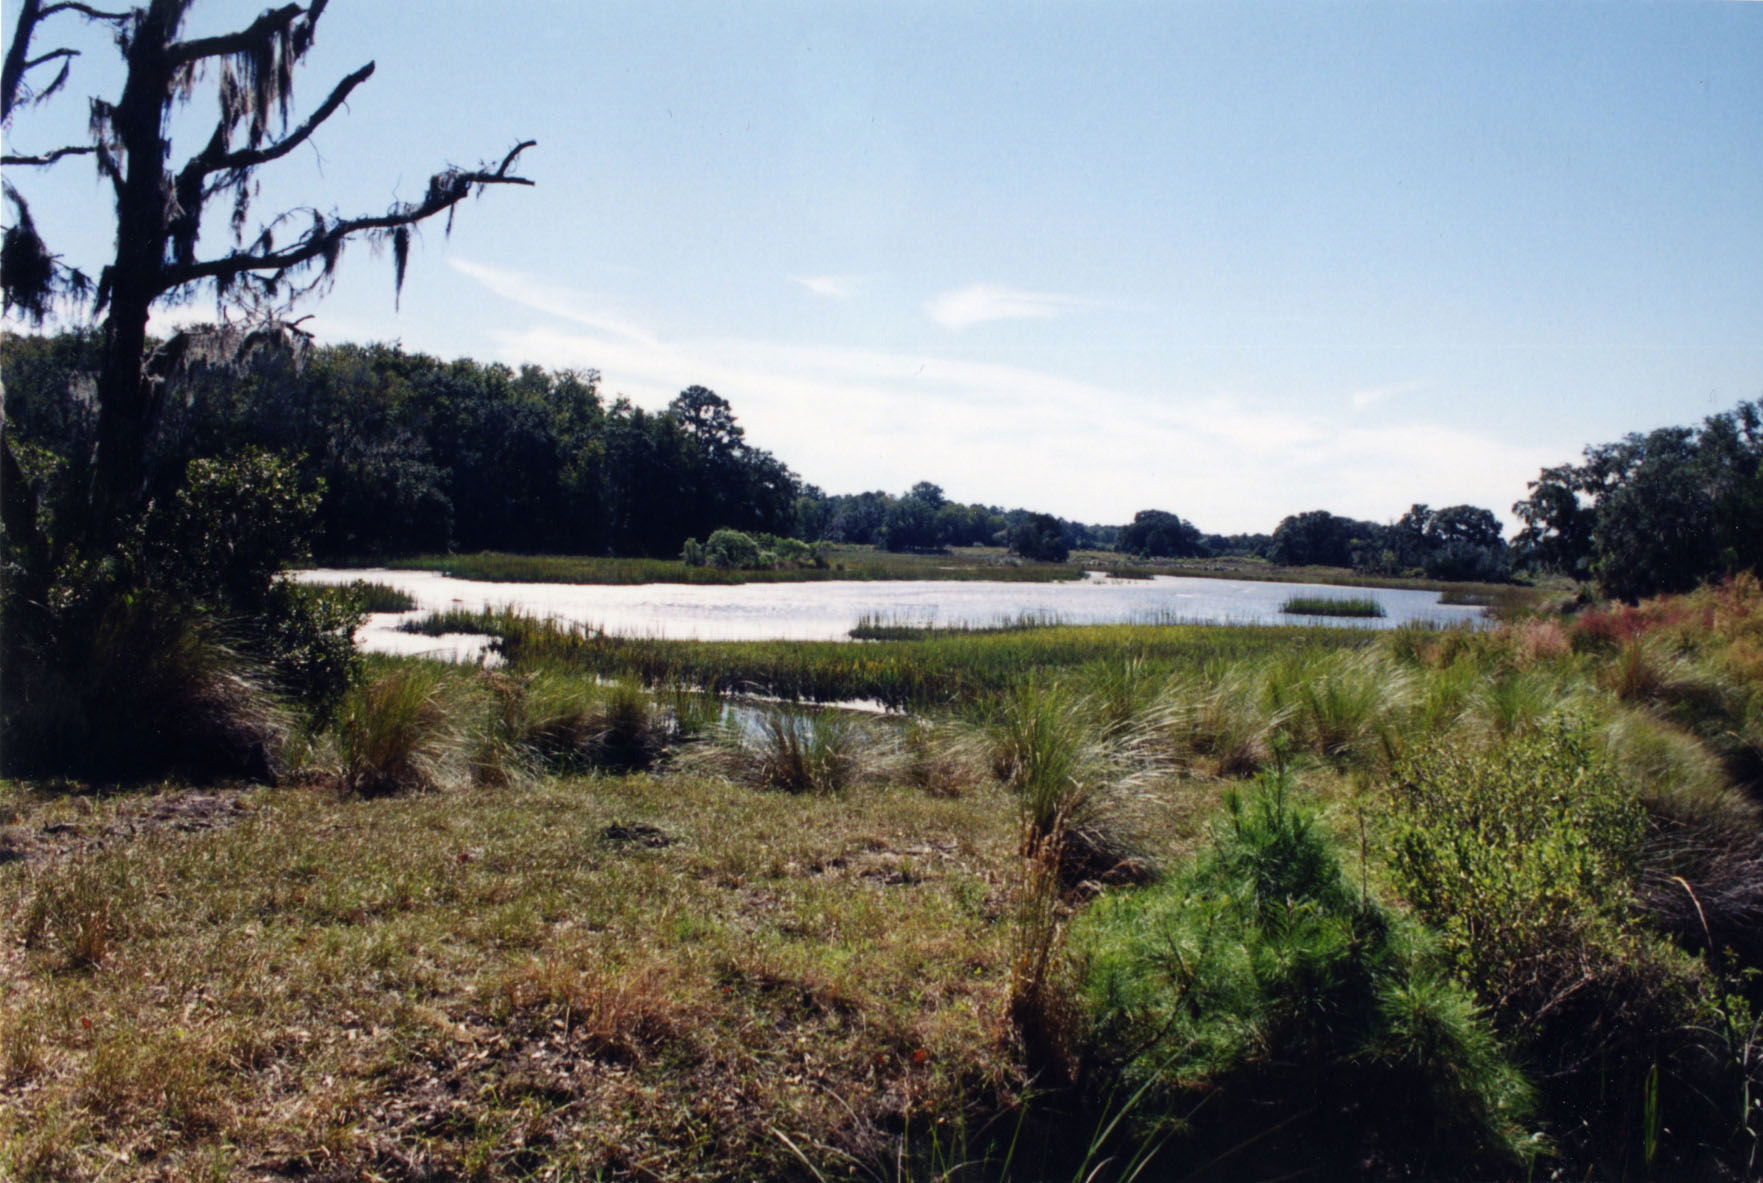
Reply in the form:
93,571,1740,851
2,596,289,783
1075,769,1535,1179
1281,594,1386,618
1265,648,1412,769
991,681,1152,890
344,579,418,613
335,663,471,795
697,707,874,794
1137,661,1283,778
895,717,987,797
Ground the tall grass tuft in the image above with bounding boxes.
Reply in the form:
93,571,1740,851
1267,649,1412,768
1137,661,1283,778
2,595,288,782
334,663,471,795
694,707,872,795
990,681,1151,889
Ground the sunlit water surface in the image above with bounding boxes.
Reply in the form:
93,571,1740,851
292,568,1487,663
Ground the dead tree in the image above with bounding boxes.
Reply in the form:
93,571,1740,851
1,0,534,545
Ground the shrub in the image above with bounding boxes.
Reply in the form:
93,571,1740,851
1075,770,1535,1178
1387,721,1740,1173
704,528,761,570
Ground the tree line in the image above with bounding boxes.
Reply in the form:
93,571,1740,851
8,329,1758,603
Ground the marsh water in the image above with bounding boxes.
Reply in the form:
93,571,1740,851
293,568,1487,662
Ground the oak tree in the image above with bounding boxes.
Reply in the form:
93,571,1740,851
2,0,534,548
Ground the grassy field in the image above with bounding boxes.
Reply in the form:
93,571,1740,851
6,576,1763,1180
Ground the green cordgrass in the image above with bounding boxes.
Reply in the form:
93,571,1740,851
343,579,418,612
403,609,1375,710
1280,594,1387,618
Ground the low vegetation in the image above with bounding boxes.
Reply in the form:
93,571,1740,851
1279,593,1387,618
7,575,1763,1179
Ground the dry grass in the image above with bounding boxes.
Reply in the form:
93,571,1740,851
0,770,1041,1181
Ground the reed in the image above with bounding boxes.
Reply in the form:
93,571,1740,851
1279,594,1387,618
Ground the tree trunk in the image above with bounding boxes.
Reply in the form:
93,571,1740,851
89,2,178,535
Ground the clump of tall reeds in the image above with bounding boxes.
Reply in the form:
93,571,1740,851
692,707,876,795
1280,594,1386,618
333,663,473,795
1135,661,1283,778
990,681,1152,889
345,580,418,613
2,594,289,783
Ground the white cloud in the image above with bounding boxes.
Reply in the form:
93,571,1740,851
449,258,658,346
790,274,861,299
455,262,1555,533
1349,380,1428,410
924,283,1090,330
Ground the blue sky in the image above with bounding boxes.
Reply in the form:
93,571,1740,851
5,1,1760,533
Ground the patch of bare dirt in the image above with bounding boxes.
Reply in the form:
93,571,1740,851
0,789,256,869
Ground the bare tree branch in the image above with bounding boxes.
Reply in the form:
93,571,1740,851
193,61,373,179
164,142,537,290
22,47,79,71
168,4,307,67
40,3,130,20
2,143,97,166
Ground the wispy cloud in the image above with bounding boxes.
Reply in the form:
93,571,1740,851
924,283,1091,330
449,262,1556,533
450,258,659,346
1349,380,1428,410
790,274,862,299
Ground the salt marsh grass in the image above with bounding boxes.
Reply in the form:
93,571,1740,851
1280,593,1386,618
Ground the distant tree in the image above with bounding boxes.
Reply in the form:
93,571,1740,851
825,491,890,545
1513,402,1761,599
1008,512,1069,563
908,480,947,509
1118,509,1205,558
880,491,940,552
1268,510,1379,568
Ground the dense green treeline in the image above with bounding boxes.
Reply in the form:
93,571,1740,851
1,331,1120,563
1,332,798,559
4,330,1758,605
1513,400,1763,601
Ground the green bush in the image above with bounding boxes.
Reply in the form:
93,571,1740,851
704,528,762,570
1076,770,1535,1177
1387,720,1744,1173
1389,721,1646,1012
